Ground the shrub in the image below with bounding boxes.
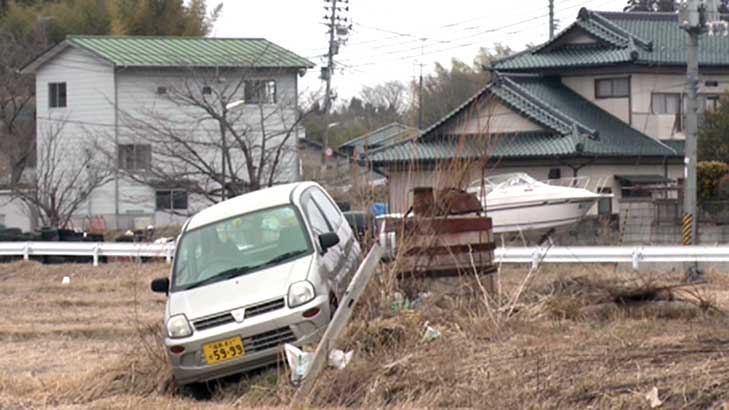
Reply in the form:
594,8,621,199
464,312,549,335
697,161,729,202
719,174,729,200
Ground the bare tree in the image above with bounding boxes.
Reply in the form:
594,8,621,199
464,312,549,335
11,120,113,228
111,67,313,205
0,30,41,185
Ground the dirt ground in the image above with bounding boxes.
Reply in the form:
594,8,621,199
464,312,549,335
2,260,729,409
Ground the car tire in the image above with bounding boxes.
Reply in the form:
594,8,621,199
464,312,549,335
329,293,339,319
179,381,212,400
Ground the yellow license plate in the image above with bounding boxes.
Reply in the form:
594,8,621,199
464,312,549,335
203,336,245,365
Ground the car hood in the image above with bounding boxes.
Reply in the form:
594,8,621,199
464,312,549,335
167,254,313,320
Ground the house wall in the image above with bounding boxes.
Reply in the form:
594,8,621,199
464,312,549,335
562,73,729,141
385,162,683,215
561,75,631,124
35,48,302,230
451,100,545,135
630,73,729,140
0,192,33,231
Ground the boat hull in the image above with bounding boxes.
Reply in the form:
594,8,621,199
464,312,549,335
487,197,599,233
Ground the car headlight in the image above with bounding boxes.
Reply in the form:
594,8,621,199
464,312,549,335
167,314,193,339
288,281,316,308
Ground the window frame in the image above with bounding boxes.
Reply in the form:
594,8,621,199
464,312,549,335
704,94,722,112
118,144,152,172
301,193,332,237
49,82,67,108
309,188,343,229
155,189,189,211
594,77,630,99
651,92,682,114
244,79,277,104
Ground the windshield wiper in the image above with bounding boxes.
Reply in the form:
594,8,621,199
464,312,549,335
259,249,309,268
179,265,256,290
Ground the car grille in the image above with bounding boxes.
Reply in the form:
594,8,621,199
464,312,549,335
193,312,235,331
244,327,296,353
245,298,285,318
191,298,286,331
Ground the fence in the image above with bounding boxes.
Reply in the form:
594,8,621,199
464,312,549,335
2,242,729,270
0,242,174,266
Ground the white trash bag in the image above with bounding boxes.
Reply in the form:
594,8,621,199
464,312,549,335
328,349,353,370
284,344,313,385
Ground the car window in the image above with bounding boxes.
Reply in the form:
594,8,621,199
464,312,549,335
310,188,343,228
302,196,331,235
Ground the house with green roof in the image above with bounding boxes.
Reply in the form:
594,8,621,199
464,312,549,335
18,35,313,230
372,8,729,215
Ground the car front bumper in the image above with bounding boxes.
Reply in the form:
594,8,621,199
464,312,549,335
165,295,330,385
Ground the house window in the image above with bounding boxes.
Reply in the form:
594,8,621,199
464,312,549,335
49,82,67,108
244,80,276,104
704,95,722,112
598,188,612,215
118,144,151,171
595,78,629,99
202,86,212,95
548,168,561,180
155,190,188,211
156,86,168,95
651,93,682,114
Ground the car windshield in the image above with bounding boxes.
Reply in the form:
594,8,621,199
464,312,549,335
171,205,312,292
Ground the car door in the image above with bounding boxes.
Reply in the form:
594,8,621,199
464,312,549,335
301,192,336,285
308,188,361,297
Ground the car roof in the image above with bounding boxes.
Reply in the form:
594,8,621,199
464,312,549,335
185,182,319,231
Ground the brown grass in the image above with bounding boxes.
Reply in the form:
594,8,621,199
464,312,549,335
2,260,729,409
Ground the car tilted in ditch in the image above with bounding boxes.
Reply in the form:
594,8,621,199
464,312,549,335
150,182,361,388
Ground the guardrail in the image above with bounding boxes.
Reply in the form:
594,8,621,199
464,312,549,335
1,242,728,270
0,242,174,266
495,245,729,270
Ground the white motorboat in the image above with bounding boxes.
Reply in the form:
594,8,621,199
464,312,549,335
467,173,608,233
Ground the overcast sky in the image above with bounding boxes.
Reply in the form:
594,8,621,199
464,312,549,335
208,0,629,102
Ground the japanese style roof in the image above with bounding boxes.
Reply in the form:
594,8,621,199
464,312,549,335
21,36,314,73
495,8,729,71
370,74,679,166
339,123,419,153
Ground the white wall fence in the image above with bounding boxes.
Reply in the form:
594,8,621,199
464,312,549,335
1,242,729,269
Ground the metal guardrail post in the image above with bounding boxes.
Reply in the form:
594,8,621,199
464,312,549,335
23,242,29,261
631,247,642,271
165,244,173,264
93,243,100,267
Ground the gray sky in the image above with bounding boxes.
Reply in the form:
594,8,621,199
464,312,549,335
209,0,629,102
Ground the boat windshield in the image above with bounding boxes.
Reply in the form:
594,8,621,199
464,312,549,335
468,173,538,193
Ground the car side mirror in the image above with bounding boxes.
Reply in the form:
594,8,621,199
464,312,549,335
318,232,340,253
151,277,170,294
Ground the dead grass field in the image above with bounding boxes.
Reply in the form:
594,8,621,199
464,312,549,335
2,260,729,409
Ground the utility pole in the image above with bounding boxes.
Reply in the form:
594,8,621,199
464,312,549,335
549,0,555,39
418,38,425,130
321,0,350,177
678,0,724,276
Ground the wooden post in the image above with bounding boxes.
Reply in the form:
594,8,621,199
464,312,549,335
291,244,383,404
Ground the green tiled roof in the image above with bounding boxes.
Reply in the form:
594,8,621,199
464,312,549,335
371,74,678,166
340,123,419,152
496,9,729,70
66,36,314,68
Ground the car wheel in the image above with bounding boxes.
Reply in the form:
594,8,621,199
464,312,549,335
179,381,212,400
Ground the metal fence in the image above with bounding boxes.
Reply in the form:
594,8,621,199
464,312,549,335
2,242,729,270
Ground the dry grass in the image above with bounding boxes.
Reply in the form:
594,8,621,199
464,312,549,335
2,260,729,409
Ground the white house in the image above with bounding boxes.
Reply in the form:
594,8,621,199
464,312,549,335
18,36,313,231
371,9,729,217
